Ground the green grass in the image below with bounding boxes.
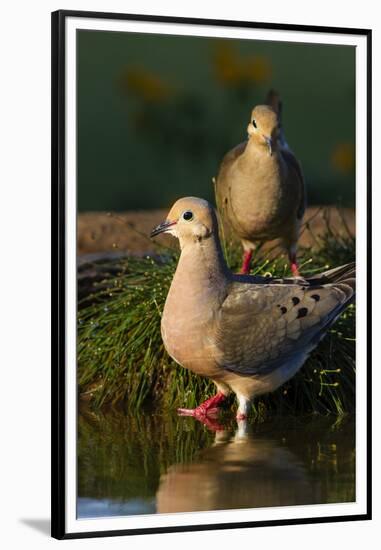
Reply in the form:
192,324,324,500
78,210,355,418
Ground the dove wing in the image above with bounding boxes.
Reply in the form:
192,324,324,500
281,148,306,220
215,142,247,207
214,281,353,376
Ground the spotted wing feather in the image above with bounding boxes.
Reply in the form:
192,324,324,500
214,279,354,376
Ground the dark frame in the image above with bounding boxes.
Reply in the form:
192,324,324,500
51,9,372,540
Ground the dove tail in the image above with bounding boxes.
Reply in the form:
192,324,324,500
265,89,282,118
309,263,355,346
308,262,355,287
326,262,356,310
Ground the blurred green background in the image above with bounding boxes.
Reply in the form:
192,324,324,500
77,30,355,212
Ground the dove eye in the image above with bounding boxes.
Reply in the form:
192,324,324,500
182,211,194,221
252,119,257,128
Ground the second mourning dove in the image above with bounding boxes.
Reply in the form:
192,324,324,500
151,197,355,422
215,92,305,276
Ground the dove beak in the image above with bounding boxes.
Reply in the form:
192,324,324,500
150,220,177,238
264,136,273,156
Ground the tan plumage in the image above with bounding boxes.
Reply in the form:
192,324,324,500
215,93,305,275
151,197,355,420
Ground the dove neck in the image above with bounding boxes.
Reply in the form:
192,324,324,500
245,136,277,159
176,235,230,291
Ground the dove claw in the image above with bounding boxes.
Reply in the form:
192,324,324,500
177,406,220,418
177,407,196,416
177,392,226,419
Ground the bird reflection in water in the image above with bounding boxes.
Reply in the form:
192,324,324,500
157,418,352,513
78,409,355,518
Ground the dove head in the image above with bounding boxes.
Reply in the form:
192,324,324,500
150,197,218,248
247,105,280,155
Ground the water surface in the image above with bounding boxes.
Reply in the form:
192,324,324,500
78,408,355,518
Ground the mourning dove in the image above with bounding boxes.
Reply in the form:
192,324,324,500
151,197,355,421
215,92,305,275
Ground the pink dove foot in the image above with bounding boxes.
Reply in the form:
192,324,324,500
177,392,226,419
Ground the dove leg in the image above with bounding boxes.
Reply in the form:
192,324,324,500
240,242,265,274
236,394,252,421
235,418,249,439
288,244,301,277
240,250,253,275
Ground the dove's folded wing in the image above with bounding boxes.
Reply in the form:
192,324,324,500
281,148,306,221
214,281,353,376
216,141,247,208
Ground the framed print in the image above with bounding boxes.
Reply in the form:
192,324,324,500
51,9,372,540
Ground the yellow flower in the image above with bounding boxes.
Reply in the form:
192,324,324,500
212,42,272,86
118,67,172,102
213,43,242,84
244,56,272,83
331,143,355,174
